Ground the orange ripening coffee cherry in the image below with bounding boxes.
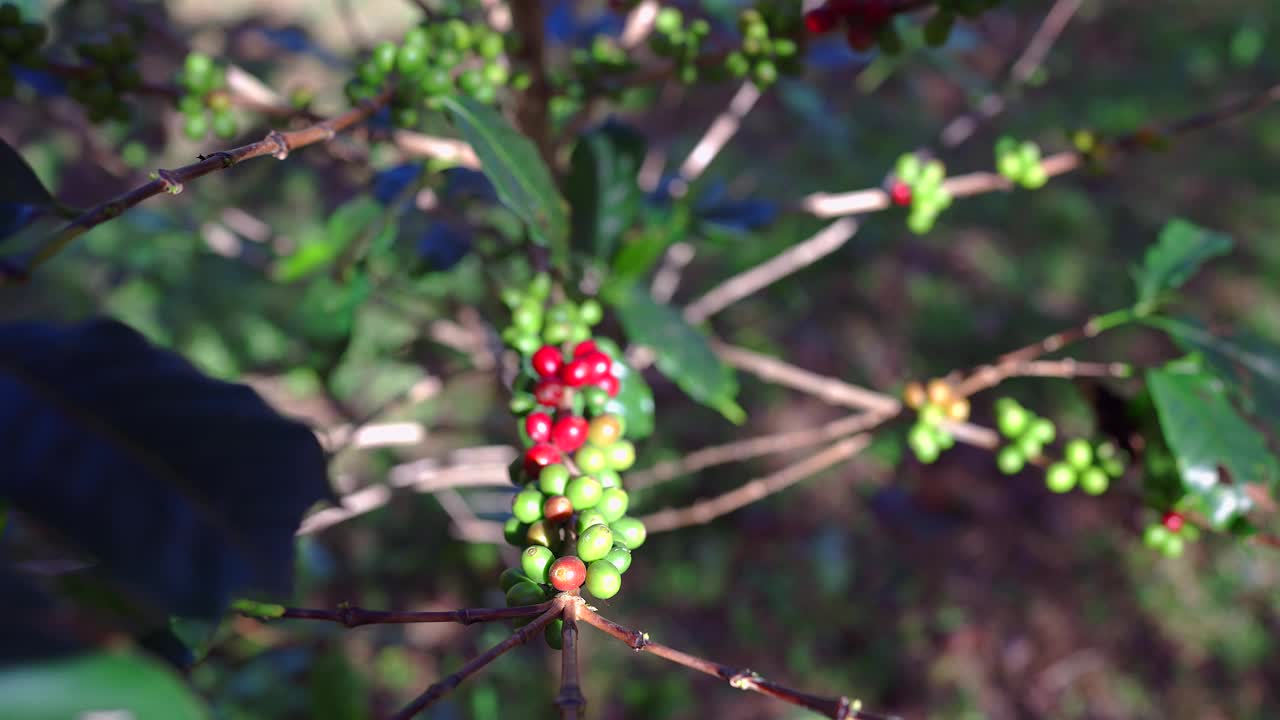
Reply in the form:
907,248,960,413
543,495,574,524
926,378,953,407
548,556,587,591
903,381,926,409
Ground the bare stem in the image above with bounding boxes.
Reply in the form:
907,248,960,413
261,601,554,628
556,599,586,719
390,596,568,720
712,341,901,416
641,434,874,533
578,606,898,720
4,87,394,284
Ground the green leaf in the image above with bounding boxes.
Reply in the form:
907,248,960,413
0,652,209,720
309,648,370,720
1146,361,1279,527
0,138,54,206
567,122,647,262
614,288,744,424
602,205,690,302
592,338,656,439
1145,316,1280,434
1132,219,1232,315
275,196,392,282
441,96,568,268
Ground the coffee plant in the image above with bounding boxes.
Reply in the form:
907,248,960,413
2,0,1279,717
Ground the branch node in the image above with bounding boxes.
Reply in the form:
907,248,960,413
266,130,291,159
155,170,183,195
728,669,759,690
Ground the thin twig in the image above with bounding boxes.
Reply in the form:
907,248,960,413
619,0,660,49
4,87,394,283
649,242,695,303
712,342,901,415
955,359,1133,397
629,412,880,490
671,82,762,196
683,217,860,323
391,596,569,720
556,599,586,719
392,129,482,167
578,605,898,720
640,434,873,533
258,601,554,627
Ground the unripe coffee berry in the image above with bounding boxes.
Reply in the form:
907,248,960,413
566,475,603,510
526,519,557,548
575,444,609,475
597,488,629,523
545,619,564,650
596,469,622,489
549,555,587,591
1045,462,1076,493
605,440,636,471
585,560,622,599
1028,418,1056,444
578,523,614,562
604,545,632,574
512,489,544,524
543,495,574,524
996,445,1025,475
539,463,571,495
610,516,647,550
997,403,1030,438
587,415,623,447
1064,439,1093,470
576,508,608,534
506,580,546,607
522,545,556,584
1079,466,1109,495
503,517,528,546
499,567,528,592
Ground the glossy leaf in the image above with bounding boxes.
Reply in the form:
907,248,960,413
0,138,53,206
1146,316,1280,433
1147,360,1278,527
276,196,393,282
1132,219,1231,314
0,319,332,619
614,288,745,423
0,652,208,719
567,121,646,261
441,96,568,268
417,221,473,271
603,205,690,302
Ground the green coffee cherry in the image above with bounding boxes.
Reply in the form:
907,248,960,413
576,508,608,534
512,489,545,524
610,516,647,550
1044,462,1076,493
539,464,571,495
577,523,614,563
1064,439,1093,470
574,445,608,475
597,488,629,523
499,567,529,592
605,440,636,471
521,545,555,584
545,619,564,650
566,475,603,510
604,545,632,574
1079,467,1109,495
505,581,546,607
504,517,528,546
585,560,622,599
996,445,1025,475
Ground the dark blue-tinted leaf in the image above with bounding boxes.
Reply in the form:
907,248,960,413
441,97,569,269
567,120,647,261
614,287,744,423
13,67,66,97
1147,360,1278,527
0,201,42,243
440,167,498,202
0,138,53,207
372,164,422,205
0,319,332,619
1146,316,1280,434
805,38,865,68
0,568,83,664
417,222,473,271
1132,219,1232,314
698,197,778,234
545,0,623,45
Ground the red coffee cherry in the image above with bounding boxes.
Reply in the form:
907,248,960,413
890,181,912,207
583,351,612,383
543,495,574,524
572,339,598,358
533,379,566,407
548,555,587,591
524,412,552,443
551,415,589,452
804,6,838,34
560,358,593,387
846,23,876,52
597,374,620,397
1162,511,1184,533
532,345,562,378
524,443,562,476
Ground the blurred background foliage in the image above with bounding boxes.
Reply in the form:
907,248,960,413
2,0,1280,718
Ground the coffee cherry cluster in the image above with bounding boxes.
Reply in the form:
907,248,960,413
345,20,512,127
803,1,903,54
500,274,604,362
891,153,952,234
994,397,1056,468
497,277,648,649
175,53,238,140
562,36,632,100
1042,438,1126,495
67,32,143,124
649,7,711,84
903,379,969,464
722,9,801,88
0,3,46,98
1142,511,1198,558
995,136,1049,189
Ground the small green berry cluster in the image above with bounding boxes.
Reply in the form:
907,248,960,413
995,136,1049,189
497,277,647,649
925,0,1002,47
1042,439,1126,495
892,153,953,234
0,3,46,97
346,20,512,127
500,274,604,360
68,32,143,124
722,9,801,88
175,53,237,140
1142,511,1198,558
994,397,1056,470
903,379,969,464
564,35,633,98
649,7,711,84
